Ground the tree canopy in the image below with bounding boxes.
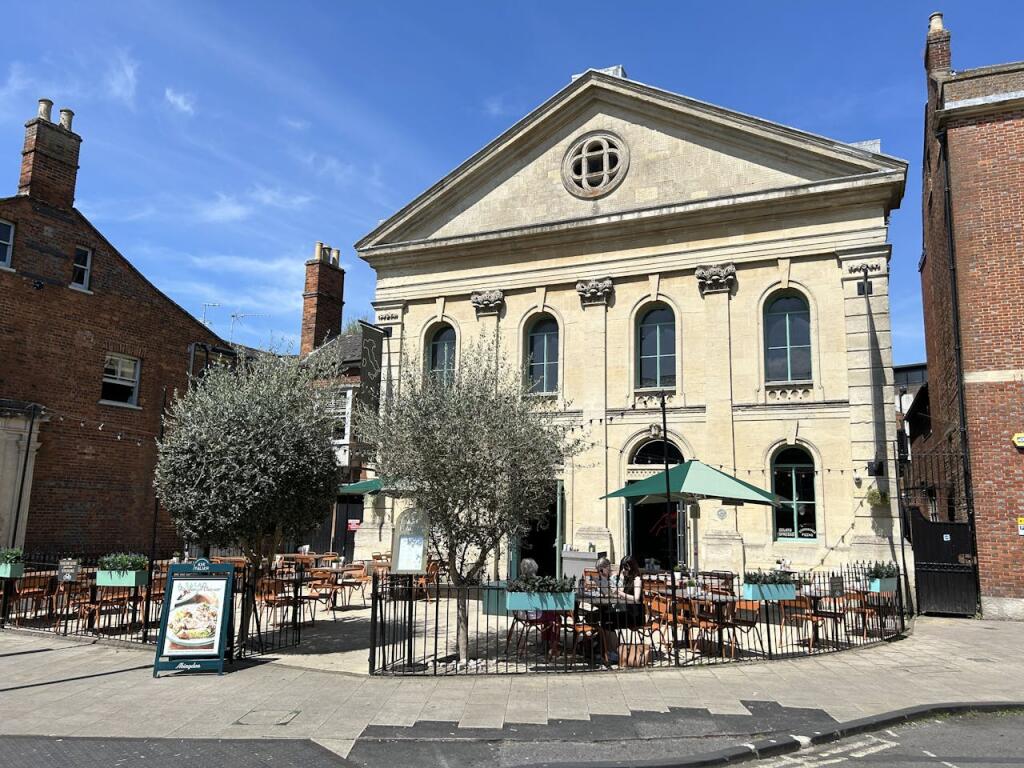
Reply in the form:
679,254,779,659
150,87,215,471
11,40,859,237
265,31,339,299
154,351,343,562
356,331,582,585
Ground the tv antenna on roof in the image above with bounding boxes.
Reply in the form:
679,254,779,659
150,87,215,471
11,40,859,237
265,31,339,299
229,312,267,344
201,303,221,327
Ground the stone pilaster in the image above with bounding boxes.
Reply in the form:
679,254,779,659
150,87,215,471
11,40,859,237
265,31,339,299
695,263,744,572
576,277,612,540
0,408,46,549
839,246,903,559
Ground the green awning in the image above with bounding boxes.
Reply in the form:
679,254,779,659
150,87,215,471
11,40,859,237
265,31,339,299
603,460,779,506
338,478,382,495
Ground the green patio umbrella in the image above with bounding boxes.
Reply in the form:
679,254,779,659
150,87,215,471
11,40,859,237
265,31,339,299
603,460,779,507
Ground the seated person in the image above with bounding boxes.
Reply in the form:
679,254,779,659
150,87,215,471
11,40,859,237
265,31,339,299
515,558,563,655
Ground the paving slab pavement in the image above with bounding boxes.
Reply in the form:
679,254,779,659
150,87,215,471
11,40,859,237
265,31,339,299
1,617,1023,766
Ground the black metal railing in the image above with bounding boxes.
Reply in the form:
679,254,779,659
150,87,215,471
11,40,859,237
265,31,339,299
369,564,906,675
0,552,304,658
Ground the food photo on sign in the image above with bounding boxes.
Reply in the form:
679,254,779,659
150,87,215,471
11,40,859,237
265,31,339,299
161,578,227,656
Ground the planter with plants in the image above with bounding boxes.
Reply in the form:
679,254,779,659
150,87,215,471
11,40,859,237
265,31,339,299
865,561,898,593
96,553,150,588
0,548,24,579
742,570,797,601
505,575,576,611
482,581,509,616
865,487,890,508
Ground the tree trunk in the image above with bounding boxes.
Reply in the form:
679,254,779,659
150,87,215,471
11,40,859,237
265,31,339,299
456,590,470,666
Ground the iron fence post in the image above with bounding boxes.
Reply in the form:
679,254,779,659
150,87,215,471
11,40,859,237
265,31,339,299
670,569,679,667
369,571,379,675
0,578,11,628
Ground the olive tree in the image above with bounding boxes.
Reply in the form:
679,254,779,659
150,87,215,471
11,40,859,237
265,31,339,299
356,332,581,663
154,351,343,565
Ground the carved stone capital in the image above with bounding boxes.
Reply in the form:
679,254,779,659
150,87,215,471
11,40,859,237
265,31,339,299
470,289,504,316
696,263,736,296
576,277,614,307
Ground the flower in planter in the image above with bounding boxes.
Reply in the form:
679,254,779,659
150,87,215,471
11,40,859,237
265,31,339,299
865,561,898,580
97,552,149,572
0,547,24,565
506,575,576,593
743,569,794,585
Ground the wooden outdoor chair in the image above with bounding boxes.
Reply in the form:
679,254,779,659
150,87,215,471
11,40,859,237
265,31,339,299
729,599,765,657
10,574,54,627
415,560,441,602
780,596,828,652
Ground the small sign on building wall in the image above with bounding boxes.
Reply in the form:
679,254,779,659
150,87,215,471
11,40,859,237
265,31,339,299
1017,516,1024,536
1012,433,1024,448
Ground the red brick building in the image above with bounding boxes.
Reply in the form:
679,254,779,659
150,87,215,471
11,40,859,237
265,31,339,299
0,99,224,558
919,13,1024,619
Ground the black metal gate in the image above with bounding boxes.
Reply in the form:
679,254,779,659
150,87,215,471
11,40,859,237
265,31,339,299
910,512,978,616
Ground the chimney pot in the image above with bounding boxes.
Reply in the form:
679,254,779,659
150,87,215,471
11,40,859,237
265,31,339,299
313,240,325,261
37,99,53,121
928,12,944,33
330,248,341,267
59,108,74,131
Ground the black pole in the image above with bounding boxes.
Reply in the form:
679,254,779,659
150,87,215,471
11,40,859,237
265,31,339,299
10,404,38,549
142,387,167,643
661,391,683,569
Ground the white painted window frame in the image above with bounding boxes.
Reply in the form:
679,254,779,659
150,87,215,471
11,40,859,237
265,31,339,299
71,246,93,290
0,218,14,268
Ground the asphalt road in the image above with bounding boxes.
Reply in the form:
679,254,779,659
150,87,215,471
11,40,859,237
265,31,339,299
754,711,1024,767
2,710,1022,767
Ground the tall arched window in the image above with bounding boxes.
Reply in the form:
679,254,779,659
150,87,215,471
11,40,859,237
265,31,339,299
526,315,559,394
637,305,676,389
428,324,456,382
630,439,684,466
772,446,816,540
764,294,811,383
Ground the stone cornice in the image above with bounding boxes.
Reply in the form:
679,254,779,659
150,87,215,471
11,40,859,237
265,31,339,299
358,171,903,268
372,223,889,304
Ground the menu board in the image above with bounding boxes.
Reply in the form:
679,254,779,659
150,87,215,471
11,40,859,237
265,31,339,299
391,509,429,575
160,577,229,657
153,559,234,677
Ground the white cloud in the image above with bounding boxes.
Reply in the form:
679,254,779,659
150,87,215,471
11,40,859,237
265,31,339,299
248,184,312,210
105,51,138,106
293,148,355,186
281,116,308,131
196,193,252,223
164,87,195,115
482,94,511,118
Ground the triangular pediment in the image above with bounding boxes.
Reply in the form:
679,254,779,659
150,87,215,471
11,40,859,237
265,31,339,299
358,71,905,252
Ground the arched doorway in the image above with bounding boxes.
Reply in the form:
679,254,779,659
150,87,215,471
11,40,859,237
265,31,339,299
626,439,683,570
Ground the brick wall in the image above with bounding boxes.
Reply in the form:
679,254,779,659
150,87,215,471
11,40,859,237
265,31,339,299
947,110,1024,602
0,194,223,556
919,19,1024,611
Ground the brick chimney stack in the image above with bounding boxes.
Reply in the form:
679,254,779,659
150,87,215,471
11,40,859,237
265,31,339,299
300,241,345,355
925,12,951,74
18,98,82,209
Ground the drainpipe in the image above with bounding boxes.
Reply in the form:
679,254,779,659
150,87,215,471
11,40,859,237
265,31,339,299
937,130,982,614
10,405,38,549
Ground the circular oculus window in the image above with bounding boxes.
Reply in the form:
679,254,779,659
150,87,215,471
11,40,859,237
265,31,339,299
561,131,629,199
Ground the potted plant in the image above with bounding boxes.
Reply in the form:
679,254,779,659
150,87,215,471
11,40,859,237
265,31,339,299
505,575,576,611
866,561,898,593
865,487,890,508
171,551,182,564
96,552,150,588
0,548,24,579
742,570,797,601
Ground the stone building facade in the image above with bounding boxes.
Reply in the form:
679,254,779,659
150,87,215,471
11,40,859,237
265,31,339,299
355,69,908,573
919,14,1024,619
0,99,224,556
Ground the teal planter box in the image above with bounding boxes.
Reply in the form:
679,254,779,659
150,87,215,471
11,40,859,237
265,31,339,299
482,582,508,616
869,577,897,593
96,569,148,588
0,563,24,579
505,591,575,612
742,583,796,602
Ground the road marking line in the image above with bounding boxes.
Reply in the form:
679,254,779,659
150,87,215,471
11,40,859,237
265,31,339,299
850,741,897,758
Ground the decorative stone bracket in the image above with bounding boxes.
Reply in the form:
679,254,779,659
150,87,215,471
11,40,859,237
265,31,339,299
470,289,504,317
576,277,614,307
695,263,736,296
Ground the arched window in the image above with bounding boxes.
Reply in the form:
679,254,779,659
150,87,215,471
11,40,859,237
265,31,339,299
637,305,676,389
630,439,684,466
428,324,456,382
764,294,811,383
772,446,816,540
526,315,559,394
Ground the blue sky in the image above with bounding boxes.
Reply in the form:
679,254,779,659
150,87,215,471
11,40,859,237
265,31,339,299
2,2,1020,361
